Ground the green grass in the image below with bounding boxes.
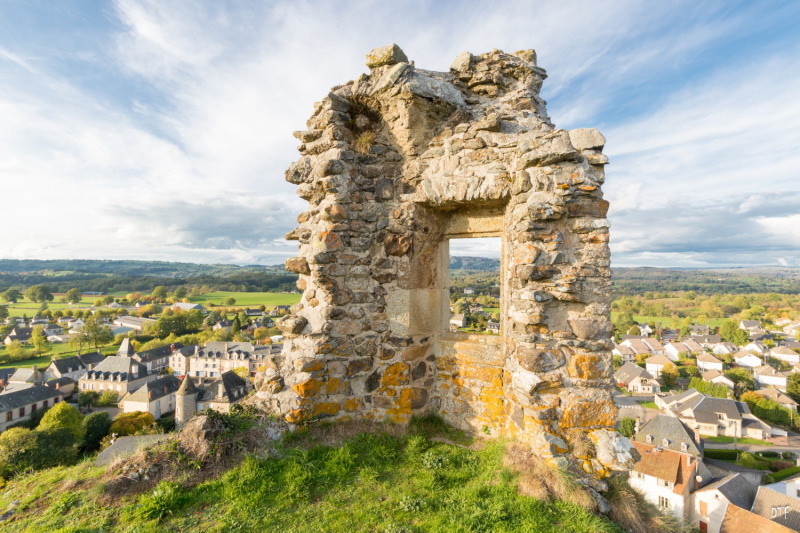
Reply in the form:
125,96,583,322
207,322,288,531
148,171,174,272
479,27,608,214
703,435,773,446
638,401,658,409
0,343,119,369
188,291,300,308
769,465,800,483
0,429,623,533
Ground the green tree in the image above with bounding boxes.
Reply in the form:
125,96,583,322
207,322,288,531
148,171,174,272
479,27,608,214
69,332,89,354
81,412,112,452
0,289,22,304
78,391,100,410
0,305,8,322
103,295,115,305
37,402,84,443
787,373,800,404
83,315,114,351
204,310,223,327
225,297,237,306
0,428,38,478
62,288,83,304
172,286,188,299
31,325,49,356
151,286,168,301
24,284,54,303
98,390,120,407
231,316,241,334
725,368,754,397
720,320,748,345
626,325,641,336
618,417,637,438
5,340,29,361
110,411,155,436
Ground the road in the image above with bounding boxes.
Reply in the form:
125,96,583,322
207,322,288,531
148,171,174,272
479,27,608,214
614,392,659,425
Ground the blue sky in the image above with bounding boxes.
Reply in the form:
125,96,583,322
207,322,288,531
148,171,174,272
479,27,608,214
1,0,798,267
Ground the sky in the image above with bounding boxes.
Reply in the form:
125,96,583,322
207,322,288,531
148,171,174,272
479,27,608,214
0,0,798,268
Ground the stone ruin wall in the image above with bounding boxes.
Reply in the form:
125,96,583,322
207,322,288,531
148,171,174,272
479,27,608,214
255,45,629,476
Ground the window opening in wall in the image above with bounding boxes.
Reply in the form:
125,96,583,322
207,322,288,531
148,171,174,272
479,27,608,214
448,237,501,336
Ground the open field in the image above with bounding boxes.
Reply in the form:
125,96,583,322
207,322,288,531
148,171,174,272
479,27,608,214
188,291,300,307
0,343,120,370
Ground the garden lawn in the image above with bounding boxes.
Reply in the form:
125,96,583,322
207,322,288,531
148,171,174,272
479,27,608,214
703,436,773,446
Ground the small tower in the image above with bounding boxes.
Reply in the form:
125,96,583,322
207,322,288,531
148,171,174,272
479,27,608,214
175,376,199,429
117,338,135,357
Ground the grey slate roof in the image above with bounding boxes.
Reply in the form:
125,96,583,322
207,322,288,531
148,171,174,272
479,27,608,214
751,486,800,531
632,414,702,456
125,375,181,403
180,371,248,403
0,368,16,383
85,356,148,381
134,343,183,363
79,352,106,367
50,355,86,374
696,473,759,510
9,367,41,384
0,385,63,410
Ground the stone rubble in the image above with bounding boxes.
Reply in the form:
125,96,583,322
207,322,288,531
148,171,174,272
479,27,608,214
256,44,631,478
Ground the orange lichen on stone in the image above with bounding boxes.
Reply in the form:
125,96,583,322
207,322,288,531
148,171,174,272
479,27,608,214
325,377,345,394
559,398,616,429
313,402,340,417
292,378,321,397
567,353,607,380
342,398,362,411
299,359,325,372
381,362,409,387
285,408,309,424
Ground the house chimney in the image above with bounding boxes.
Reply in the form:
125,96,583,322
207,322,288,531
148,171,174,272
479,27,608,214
634,417,640,434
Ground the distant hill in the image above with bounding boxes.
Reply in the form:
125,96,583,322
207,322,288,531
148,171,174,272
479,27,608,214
612,266,800,294
449,256,500,271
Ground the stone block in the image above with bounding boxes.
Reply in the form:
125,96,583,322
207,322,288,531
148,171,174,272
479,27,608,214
366,44,408,69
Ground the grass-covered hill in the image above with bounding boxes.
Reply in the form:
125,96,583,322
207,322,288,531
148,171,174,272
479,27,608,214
0,412,682,533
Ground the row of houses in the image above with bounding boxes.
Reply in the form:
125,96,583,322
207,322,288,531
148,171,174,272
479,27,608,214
628,413,800,532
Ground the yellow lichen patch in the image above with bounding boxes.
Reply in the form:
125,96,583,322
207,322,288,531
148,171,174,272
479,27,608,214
381,362,409,387
386,388,414,423
341,398,362,411
285,408,309,424
325,377,344,394
299,359,325,372
578,185,596,191
292,378,321,398
313,402,340,417
559,398,616,429
567,354,607,381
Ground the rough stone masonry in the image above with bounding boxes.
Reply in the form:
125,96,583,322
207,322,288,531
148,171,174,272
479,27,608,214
255,44,632,479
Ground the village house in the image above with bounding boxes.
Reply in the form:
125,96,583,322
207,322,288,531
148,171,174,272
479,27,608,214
750,486,800,531
121,374,182,419
112,316,156,332
213,320,232,332
172,302,205,312
170,342,272,378
486,321,500,334
657,389,776,440
42,323,63,336
712,342,739,356
174,371,249,428
244,308,264,317
2,367,44,394
783,322,800,338
771,346,800,365
622,337,666,357
685,334,722,348
0,386,64,432
449,314,467,330
631,415,704,457
696,353,724,373
629,441,703,520
645,354,672,379
612,343,636,363
614,362,660,394
133,343,183,374
754,365,790,391
3,327,32,345
745,341,770,356
701,369,735,390
754,387,799,412
689,325,711,336
42,352,105,382
269,305,291,316
78,355,155,396
734,350,763,370
691,473,761,533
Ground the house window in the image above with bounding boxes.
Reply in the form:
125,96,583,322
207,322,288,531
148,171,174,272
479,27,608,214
31,403,37,413
19,407,25,417
658,496,670,510
716,413,724,420
43,400,48,408
6,412,12,422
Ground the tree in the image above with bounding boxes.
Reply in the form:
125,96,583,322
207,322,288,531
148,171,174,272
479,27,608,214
0,305,8,322
0,428,38,479
787,373,800,404
725,368,754,397
24,284,54,303
661,363,679,387
151,286,168,301
0,289,22,304
5,340,29,361
31,325,49,356
78,391,100,410
110,411,155,436
103,295,115,305
232,316,241,334
689,377,732,399
98,390,120,407
81,412,112,452
618,417,637,438
38,402,84,442
69,332,89,354
204,310,223,327
720,320,748,346
83,315,114,351
172,286,187,299
62,288,83,304
626,325,641,336
225,297,237,306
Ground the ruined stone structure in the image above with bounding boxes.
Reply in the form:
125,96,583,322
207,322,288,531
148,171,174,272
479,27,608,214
256,45,630,477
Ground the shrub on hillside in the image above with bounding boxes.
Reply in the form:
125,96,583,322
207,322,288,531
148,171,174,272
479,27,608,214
0,427,77,479
38,402,85,442
111,411,155,436
82,411,112,452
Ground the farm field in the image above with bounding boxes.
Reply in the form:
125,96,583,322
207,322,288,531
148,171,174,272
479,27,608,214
0,343,120,370
188,291,300,307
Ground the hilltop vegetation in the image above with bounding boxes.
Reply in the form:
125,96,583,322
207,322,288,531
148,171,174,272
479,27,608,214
0,412,682,533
